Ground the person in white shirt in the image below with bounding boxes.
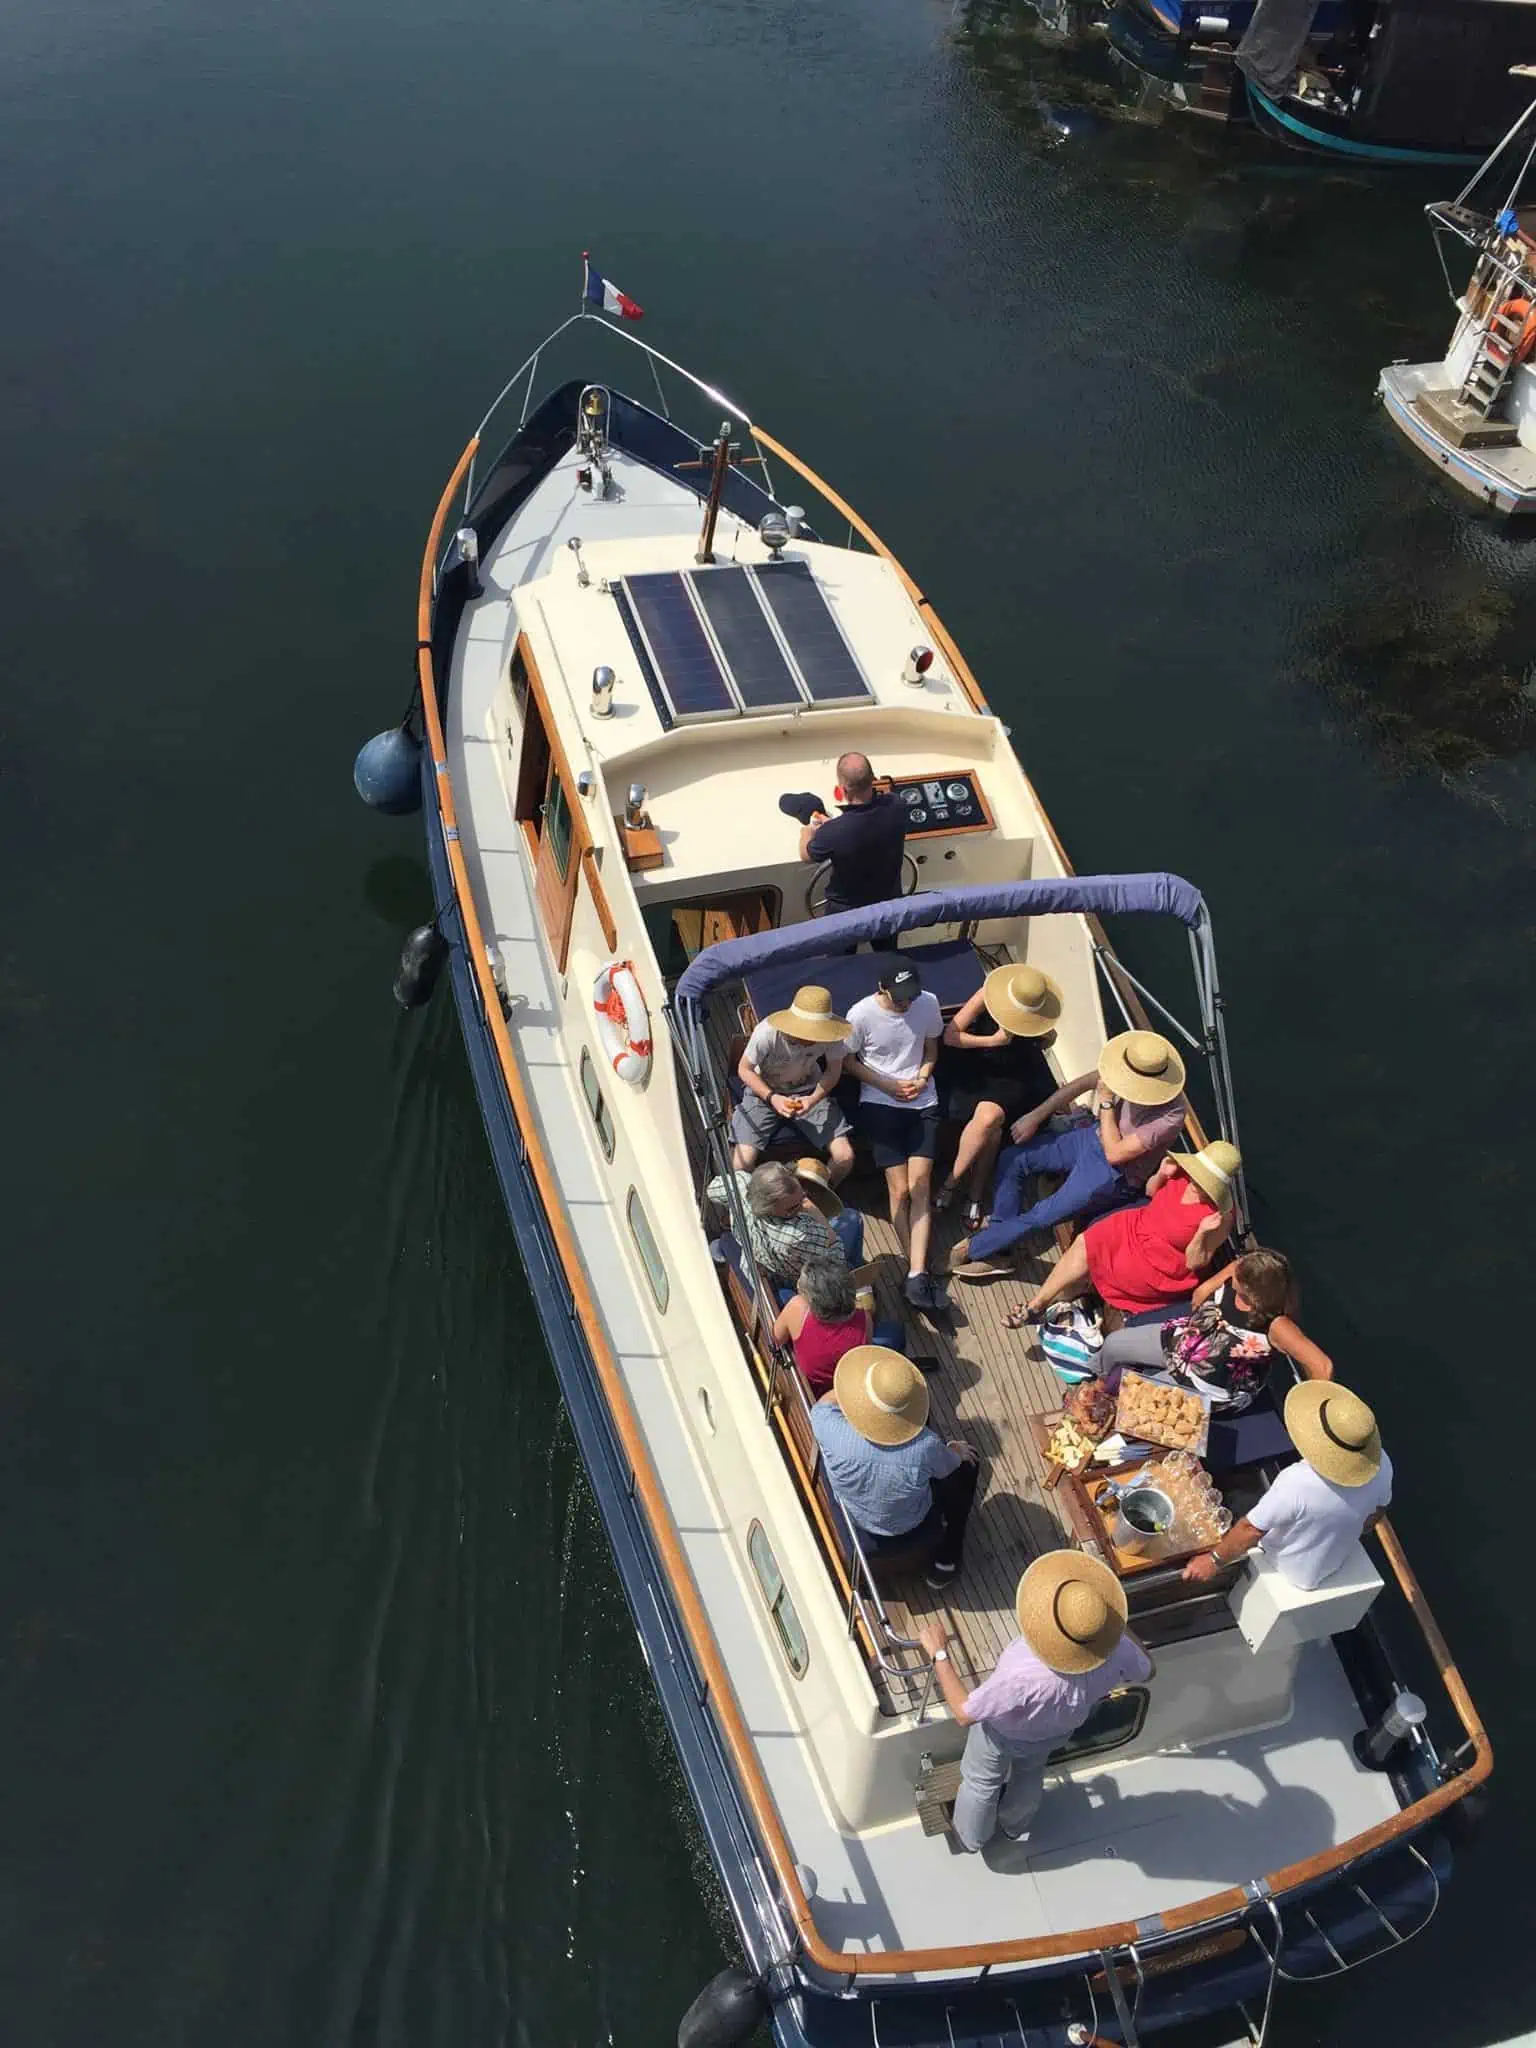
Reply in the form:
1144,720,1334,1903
1182,1381,1392,1592
844,964,946,1312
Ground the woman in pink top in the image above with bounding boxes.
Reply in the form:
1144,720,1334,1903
1010,1141,1239,1326
773,1257,904,1396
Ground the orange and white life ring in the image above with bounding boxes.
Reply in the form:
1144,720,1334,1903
1489,296,1536,364
594,960,652,1084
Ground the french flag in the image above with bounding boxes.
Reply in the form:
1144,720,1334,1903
583,253,643,322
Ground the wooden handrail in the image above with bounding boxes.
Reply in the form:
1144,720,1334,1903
416,432,1491,1983
748,425,992,716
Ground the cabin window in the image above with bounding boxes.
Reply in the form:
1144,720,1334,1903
579,1046,616,1161
626,1189,668,1312
543,768,574,883
747,1522,809,1679
509,642,531,715
1049,1687,1149,1765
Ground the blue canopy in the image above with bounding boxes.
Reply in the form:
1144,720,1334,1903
672,873,1206,1007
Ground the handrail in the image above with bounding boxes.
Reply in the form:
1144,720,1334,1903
747,424,992,716
417,419,1491,1984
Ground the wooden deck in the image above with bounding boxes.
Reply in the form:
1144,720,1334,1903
838,1169,1074,1688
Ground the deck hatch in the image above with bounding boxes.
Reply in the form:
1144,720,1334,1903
687,566,803,712
622,571,737,724
753,559,871,705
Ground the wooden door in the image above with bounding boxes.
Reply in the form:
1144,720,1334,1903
532,756,579,962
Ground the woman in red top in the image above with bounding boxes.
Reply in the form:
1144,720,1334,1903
773,1257,907,1395
1009,1141,1240,1327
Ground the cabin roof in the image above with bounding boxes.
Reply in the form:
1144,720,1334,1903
513,532,1030,893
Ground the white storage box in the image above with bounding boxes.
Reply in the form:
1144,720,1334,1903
1228,1544,1383,1654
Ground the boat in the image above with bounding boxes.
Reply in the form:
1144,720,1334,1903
1380,85,1536,514
368,286,1492,2045
1102,0,1531,163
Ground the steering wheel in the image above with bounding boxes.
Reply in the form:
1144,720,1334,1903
806,852,921,919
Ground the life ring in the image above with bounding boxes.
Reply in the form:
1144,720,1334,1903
594,960,652,1084
1489,296,1536,364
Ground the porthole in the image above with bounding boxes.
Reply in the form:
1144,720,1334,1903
747,1522,808,1679
626,1188,668,1312
1049,1687,1149,1765
579,1045,616,1161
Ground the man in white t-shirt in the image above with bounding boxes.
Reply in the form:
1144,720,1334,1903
1182,1382,1391,1593
844,963,947,1312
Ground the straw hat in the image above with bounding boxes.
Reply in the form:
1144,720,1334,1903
1284,1381,1382,1488
1014,1550,1128,1676
764,985,851,1044
1169,1139,1242,1212
983,962,1063,1039
833,1347,930,1446
793,1156,844,1218
1097,1030,1186,1107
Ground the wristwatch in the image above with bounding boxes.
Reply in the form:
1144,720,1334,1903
932,1648,949,1664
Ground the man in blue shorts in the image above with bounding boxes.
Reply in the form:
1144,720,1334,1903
844,964,949,1312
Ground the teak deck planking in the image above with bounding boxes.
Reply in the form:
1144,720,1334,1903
840,1175,1073,1688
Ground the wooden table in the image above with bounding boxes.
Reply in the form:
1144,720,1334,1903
1028,1409,1210,1579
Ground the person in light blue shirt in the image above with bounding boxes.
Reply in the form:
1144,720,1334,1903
811,1348,980,1590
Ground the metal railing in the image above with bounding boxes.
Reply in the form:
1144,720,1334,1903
668,1014,936,1711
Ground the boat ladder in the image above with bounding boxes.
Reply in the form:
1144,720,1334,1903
1458,300,1528,416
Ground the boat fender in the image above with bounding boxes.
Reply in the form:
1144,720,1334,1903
354,722,423,815
394,924,448,1009
594,960,652,1083
676,1966,769,2048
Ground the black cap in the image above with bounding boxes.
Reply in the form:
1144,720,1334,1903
879,964,922,1003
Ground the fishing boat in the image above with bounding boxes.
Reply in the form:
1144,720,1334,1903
1102,0,1530,162
1380,85,1536,514
362,281,1491,2046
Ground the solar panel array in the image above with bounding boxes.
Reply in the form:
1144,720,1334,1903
617,563,871,727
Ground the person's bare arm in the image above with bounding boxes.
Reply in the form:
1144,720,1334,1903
1010,1070,1096,1144
844,1054,899,1097
916,1621,978,1723
1182,1515,1262,1583
1183,1211,1228,1274
943,990,1007,1051
798,1050,842,1108
1270,1316,1333,1379
1192,1258,1238,1310
772,1296,806,1347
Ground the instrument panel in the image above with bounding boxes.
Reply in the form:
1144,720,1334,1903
882,770,993,837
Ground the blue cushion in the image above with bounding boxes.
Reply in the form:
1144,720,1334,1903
742,940,984,1027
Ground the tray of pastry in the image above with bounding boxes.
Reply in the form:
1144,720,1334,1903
1114,1371,1211,1457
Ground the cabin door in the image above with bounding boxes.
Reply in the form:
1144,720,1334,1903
531,756,579,962
513,637,584,971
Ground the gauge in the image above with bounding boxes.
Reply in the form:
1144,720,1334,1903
954,802,976,821
900,786,923,806
909,807,928,826
932,806,950,823
923,780,947,804
945,780,970,802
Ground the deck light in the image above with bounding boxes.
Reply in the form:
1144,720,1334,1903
758,511,790,558
567,535,590,587
591,664,616,717
455,525,482,599
902,645,935,688
624,782,647,827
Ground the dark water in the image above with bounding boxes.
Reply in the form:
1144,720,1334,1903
3,0,1532,2041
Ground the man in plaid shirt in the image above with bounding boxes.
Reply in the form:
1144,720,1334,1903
706,1161,849,1289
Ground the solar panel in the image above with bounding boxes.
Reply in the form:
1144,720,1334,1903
623,572,736,723
753,561,871,705
687,567,804,712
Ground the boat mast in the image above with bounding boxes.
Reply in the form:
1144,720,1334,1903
696,419,735,564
